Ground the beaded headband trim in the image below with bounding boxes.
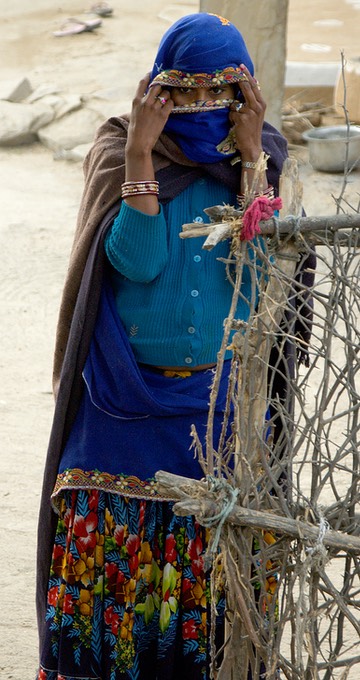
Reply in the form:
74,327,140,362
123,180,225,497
150,66,248,89
172,98,234,114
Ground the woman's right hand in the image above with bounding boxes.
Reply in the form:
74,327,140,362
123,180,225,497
126,73,174,158
124,74,173,215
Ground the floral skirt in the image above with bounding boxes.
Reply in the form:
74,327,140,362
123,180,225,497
38,489,225,680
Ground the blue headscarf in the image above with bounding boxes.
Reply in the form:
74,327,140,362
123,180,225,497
150,13,254,164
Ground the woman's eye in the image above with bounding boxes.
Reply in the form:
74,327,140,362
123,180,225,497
210,87,224,95
179,87,192,94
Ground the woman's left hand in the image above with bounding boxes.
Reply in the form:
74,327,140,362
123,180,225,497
229,64,266,161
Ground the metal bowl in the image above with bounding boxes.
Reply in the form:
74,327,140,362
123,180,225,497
302,125,360,172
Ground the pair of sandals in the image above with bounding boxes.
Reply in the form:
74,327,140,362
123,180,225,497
53,3,113,37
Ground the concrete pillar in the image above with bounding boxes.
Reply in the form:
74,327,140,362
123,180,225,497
200,0,289,130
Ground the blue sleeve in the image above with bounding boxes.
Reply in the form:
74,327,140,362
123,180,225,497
104,201,168,282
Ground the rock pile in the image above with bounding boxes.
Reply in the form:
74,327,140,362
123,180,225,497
0,77,117,161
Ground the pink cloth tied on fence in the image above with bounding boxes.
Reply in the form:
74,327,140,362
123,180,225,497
241,195,283,241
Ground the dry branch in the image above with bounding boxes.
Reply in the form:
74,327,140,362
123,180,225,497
155,471,360,553
165,149,360,677
180,211,360,249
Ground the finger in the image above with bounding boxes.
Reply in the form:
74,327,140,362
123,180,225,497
147,82,163,101
229,109,247,126
148,89,173,112
162,97,174,114
154,90,171,105
253,77,262,92
239,65,263,104
155,96,174,118
230,101,246,113
136,73,151,99
239,64,258,86
238,80,259,108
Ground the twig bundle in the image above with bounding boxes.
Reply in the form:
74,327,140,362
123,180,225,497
156,154,360,679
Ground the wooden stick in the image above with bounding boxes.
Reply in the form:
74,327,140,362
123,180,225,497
155,470,360,553
180,213,360,249
233,158,302,496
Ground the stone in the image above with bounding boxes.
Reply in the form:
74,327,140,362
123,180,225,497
38,107,105,152
26,84,60,102
27,85,82,119
53,142,93,162
0,100,54,146
82,96,128,120
86,87,123,101
0,77,33,103
32,93,83,120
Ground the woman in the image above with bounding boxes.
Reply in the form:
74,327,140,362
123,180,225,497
37,13,314,680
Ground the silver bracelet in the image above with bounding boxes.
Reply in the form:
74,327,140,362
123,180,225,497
242,160,258,170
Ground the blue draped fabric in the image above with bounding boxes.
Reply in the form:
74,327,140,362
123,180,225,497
150,13,254,80
150,12,254,163
164,107,236,164
59,278,232,485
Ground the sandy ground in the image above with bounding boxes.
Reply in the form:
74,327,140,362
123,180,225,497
0,1,359,678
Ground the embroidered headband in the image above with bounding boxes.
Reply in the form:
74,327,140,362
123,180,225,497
150,66,248,89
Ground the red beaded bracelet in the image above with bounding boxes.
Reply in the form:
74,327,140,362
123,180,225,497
121,180,159,198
